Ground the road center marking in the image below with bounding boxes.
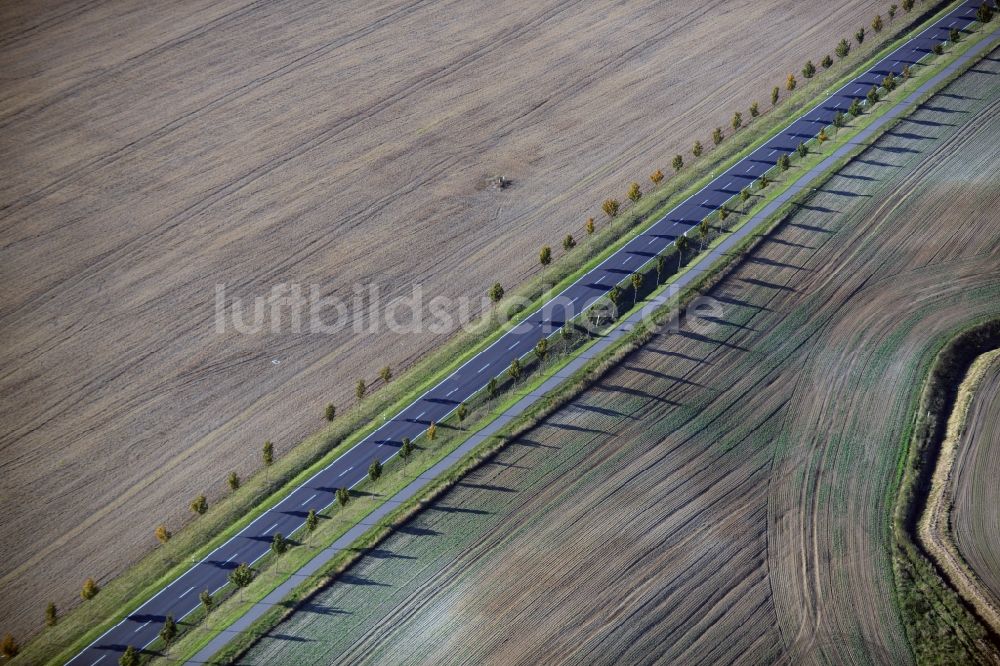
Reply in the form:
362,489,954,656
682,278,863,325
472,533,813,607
478,363,490,373
178,586,194,598
301,493,317,507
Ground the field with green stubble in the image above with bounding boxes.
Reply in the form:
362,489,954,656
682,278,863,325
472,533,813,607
239,49,1000,666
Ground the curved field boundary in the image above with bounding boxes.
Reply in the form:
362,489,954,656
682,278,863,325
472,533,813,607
919,350,1000,634
893,319,1000,662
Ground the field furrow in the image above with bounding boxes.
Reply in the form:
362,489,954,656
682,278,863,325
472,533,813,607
1,0,900,637
241,46,1000,666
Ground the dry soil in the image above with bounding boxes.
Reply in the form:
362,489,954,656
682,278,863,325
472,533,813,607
0,0,894,637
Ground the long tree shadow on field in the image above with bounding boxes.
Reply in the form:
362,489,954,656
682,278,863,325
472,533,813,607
838,172,879,182
394,525,442,537
568,402,631,418
697,315,758,333
711,294,774,312
484,459,529,471
456,482,516,494
622,365,707,388
794,203,840,214
747,256,812,272
916,103,964,114
787,221,832,234
886,130,934,141
427,504,491,516
641,346,716,364
673,328,751,353
901,117,955,128
815,187,872,198
299,602,351,616
739,277,797,293
855,158,900,168
351,547,416,561
545,421,608,435
874,144,921,155
268,633,317,643
513,438,558,450
595,382,681,404
338,575,390,587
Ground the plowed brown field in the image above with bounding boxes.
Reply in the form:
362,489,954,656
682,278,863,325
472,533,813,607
952,356,1000,611
0,0,895,636
241,48,1000,665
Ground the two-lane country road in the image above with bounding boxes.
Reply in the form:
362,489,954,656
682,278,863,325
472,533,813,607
69,3,990,663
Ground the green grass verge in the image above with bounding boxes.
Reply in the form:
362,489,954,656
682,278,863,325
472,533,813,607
16,3,976,663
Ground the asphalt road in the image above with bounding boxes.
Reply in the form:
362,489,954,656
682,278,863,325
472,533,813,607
69,3,988,664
